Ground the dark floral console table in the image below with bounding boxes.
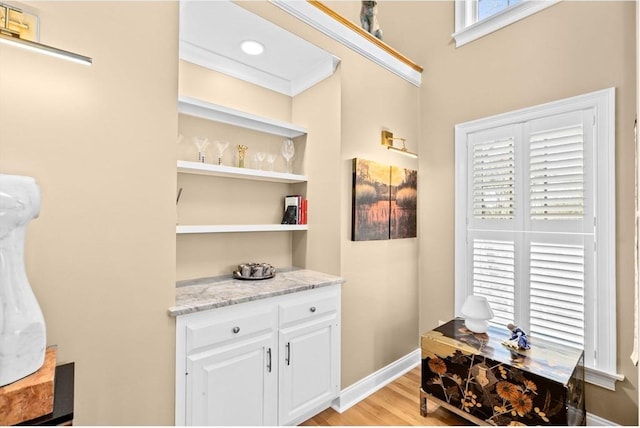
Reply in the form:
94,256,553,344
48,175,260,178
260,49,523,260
420,318,585,426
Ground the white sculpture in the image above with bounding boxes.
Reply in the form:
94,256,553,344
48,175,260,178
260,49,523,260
0,174,46,386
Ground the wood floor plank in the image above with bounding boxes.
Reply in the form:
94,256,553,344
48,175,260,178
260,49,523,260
301,367,471,426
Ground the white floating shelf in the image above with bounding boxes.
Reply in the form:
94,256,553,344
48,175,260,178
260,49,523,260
177,160,307,183
178,96,307,138
177,224,308,234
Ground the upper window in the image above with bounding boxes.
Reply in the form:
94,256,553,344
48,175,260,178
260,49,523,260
478,0,523,20
454,88,623,391
453,0,559,47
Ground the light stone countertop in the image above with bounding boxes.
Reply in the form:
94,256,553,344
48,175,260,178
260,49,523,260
168,268,345,317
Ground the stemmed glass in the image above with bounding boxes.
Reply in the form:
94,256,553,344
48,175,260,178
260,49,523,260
254,152,266,170
266,153,276,171
192,136,210,163
214,140,229,165
281,139,295,174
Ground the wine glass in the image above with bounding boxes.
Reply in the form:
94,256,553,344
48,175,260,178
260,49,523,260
192,136,210,163
266,153,276,171
214,140,229,165
281,139,295,174
254,152,266,170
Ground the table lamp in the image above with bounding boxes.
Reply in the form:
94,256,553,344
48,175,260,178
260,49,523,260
461,295,494,333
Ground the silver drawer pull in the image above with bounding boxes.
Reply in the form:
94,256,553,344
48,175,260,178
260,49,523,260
286,342,291,366
310,306,317,313
232,326,240,334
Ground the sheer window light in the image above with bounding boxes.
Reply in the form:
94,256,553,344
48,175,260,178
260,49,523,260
453,0,559,47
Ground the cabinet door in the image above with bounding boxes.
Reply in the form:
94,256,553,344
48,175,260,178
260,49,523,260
186,332,277,426
278,314,339,426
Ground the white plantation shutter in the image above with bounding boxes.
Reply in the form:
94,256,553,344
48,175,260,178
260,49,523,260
529,241,585,349
455,89,617,388
472,238,515,327
529,125,584,220
473,138,515,220
525,115,588,350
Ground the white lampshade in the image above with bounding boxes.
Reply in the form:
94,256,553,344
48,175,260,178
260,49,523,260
461,295,494,333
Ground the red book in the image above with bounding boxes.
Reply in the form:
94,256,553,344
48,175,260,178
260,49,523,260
300,198,307,225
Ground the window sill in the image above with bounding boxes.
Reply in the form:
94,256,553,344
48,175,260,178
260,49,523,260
585,366,624,391
452,0,560,47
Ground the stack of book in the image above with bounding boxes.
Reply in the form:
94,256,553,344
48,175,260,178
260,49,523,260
281,195,307,225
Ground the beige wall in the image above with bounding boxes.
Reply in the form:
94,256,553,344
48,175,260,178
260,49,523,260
338,55,420,386
371,1,637,425
3,0,636,425
0,2,178,425
186,1,422,391
291,70,343,276
0,0,419,423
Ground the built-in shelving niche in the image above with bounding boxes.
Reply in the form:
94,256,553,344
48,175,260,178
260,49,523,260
177,96,308,235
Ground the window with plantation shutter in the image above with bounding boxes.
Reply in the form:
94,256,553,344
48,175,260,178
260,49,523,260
455,88,621,390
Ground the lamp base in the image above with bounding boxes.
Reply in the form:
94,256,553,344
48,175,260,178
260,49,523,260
464,318,489,333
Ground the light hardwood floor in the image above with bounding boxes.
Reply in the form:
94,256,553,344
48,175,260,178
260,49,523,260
301,366,472,426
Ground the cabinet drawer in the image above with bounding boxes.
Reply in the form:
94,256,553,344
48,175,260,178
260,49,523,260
279,289,339,326
186,307,275,352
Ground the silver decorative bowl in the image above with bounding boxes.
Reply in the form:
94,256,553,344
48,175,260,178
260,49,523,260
233,263,276,280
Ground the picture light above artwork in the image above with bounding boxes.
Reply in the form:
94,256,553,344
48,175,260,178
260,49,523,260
0,2,92,66
381,130,418,158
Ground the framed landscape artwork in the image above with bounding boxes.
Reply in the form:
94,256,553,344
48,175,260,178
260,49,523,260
351,158,417,241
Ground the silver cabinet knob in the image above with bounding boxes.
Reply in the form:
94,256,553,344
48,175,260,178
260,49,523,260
310,307,316,313
232,326,240,334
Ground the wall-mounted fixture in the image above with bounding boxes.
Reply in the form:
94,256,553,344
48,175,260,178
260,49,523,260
381,130,417,158
0,3,92,66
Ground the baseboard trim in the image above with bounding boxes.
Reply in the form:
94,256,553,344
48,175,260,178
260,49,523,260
587,412,619,426
331,348,421,413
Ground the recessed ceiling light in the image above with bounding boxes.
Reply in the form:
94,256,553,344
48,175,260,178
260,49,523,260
240,40,264,56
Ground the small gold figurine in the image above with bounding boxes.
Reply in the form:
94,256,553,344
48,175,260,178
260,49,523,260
237,145,248,168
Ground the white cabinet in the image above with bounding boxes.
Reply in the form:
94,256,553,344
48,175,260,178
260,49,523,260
175,285,341,426
278,287,341,425
180,304,278,426
178,307,278,425
187,332,277,426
